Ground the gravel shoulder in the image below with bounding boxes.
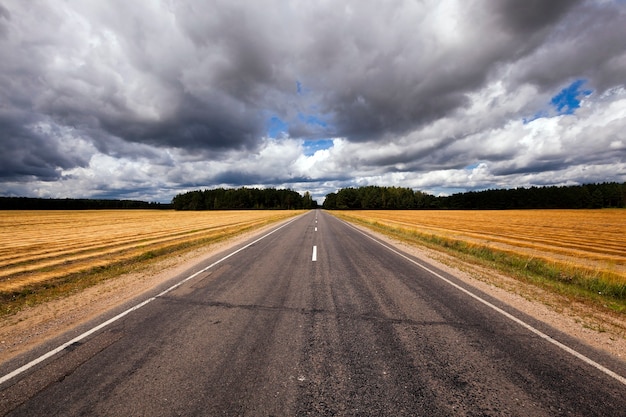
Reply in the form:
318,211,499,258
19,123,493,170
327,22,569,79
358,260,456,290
1,216,624,367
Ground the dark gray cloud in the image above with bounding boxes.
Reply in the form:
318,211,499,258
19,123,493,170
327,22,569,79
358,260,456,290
0,111,90,181
509,2,626,92
494,0,582,34
493,158,574,176
94,93,265,152
0,4,10,39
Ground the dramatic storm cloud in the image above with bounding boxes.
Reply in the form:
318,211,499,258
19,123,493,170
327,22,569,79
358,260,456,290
1,0,625,202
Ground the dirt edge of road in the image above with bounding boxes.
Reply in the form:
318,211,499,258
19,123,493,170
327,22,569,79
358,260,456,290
1,214,624,368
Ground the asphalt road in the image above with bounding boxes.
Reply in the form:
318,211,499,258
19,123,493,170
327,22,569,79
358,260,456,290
1,210,625,416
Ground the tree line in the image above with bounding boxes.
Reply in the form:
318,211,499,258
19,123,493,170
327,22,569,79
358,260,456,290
171,187,317,210
0,197,170,210
323,186,438,210
322,183,626,210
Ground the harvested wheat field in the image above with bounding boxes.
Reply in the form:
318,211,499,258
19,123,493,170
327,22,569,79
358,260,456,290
335,209,626,283
0,210,300,296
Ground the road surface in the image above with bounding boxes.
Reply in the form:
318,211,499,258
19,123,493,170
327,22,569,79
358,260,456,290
1,210,625,416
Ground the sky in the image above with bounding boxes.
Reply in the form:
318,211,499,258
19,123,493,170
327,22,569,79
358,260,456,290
1,0,625,204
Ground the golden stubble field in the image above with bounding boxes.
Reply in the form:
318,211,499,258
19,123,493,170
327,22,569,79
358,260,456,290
335,210,626,282
0,210,300,295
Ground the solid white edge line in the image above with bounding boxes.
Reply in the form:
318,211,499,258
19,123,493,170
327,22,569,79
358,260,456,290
342,221,626,387
312,245,317,262
0,215,302,387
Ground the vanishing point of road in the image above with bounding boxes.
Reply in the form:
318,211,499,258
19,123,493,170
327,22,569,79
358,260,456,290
1,210,625,416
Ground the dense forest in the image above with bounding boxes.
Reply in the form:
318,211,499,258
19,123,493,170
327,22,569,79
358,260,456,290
171,187,317,210
322,182,626,210
0,197,170,210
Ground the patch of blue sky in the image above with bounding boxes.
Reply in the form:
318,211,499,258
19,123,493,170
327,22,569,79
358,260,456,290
464,162,483,170
303,139,334,156
523,78,593,124
550,79,592,115
267,116,289,138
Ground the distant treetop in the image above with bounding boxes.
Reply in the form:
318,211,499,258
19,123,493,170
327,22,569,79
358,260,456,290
0,197,170,210
171,187,317,210
322,183,626,210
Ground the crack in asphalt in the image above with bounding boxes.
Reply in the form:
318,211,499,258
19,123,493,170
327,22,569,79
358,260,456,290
158,295,475,329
